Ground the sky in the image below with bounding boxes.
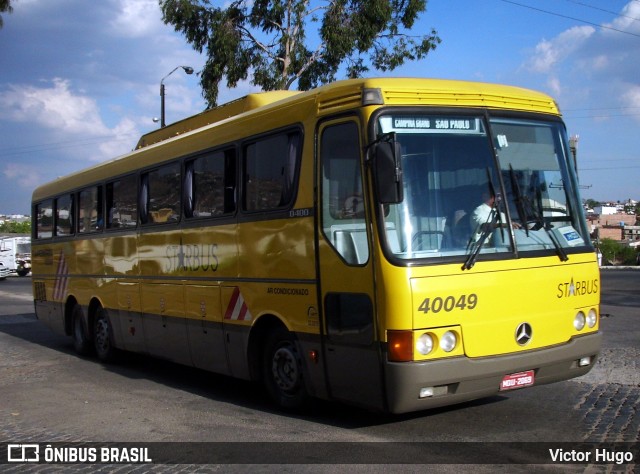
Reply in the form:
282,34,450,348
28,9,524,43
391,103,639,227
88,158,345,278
0,0,638,215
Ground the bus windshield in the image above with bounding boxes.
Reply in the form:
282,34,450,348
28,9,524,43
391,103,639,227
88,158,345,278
376,113,589,262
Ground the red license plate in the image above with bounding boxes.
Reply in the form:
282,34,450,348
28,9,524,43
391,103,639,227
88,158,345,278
500,370,535,391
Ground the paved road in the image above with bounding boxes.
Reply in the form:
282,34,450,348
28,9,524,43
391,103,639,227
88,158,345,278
0,271,637,472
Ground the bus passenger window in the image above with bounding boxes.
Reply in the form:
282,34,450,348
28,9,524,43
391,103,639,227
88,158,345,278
320,121,368,265
185,149,236,218
78,186,103,233
55,194,74,236
243,132,300,211
35,200,53,239
141,162,181,224
106,175,138,229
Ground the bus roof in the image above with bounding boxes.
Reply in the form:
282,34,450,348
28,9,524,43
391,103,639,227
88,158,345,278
136,90,301,149
32,78,560,202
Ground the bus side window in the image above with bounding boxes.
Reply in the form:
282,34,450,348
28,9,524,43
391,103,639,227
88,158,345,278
243,131,300,212
185,148,236,218
55,194,74,237
320,121,368,265
142,162,181,224
35,200,53,239
78,185,103,233
106,174,138,229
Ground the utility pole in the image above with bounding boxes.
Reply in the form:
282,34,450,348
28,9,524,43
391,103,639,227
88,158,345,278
569,135,579,176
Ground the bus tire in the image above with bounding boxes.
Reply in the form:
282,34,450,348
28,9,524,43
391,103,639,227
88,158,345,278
263,327,308,410
17,270,29,277
72,304,92,355
94,307,117,363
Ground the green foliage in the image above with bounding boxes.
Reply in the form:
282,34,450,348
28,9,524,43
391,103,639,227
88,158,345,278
0,220,30,234
584,198,600,209
160,0,440,106
0,0,14,29
598,238,637,266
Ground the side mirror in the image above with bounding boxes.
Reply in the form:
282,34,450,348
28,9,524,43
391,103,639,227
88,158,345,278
373,138,403,204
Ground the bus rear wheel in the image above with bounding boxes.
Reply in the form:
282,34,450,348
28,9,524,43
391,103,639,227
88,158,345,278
71,304,92,355
263,328,308,410
94,307,117,362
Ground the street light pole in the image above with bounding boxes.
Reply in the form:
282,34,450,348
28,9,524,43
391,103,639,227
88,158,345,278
160,66,194,128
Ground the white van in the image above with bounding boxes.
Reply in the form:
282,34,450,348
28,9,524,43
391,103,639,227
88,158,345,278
0,236,31,276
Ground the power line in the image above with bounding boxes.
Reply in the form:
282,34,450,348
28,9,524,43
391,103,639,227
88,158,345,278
563,105,640,119
565,113,640,119
563,106,640,111
581,165,640,170
498,0,640,38
0,133,139,158
563,0,640,22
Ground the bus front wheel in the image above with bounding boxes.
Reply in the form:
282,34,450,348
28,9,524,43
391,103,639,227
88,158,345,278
263,328,308,409
94,307,117,362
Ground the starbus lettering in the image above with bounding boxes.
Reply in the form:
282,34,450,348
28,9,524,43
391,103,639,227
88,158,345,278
165,243,219,273
556,278,598,298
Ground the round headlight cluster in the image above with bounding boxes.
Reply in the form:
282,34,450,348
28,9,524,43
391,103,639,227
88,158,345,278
440,331,457,352
416,333,434,355
416,330,459,356
574,308,598,331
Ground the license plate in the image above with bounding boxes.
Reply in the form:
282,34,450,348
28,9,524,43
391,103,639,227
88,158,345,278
500,370,535,391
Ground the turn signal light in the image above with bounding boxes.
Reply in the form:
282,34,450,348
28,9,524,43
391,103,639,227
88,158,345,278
388,330,413,362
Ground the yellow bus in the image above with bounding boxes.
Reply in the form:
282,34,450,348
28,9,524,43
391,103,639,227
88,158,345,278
31,78,601,413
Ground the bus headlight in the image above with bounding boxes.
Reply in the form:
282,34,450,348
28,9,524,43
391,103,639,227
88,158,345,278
586,308,597,328
440,331,457,352
573,312,586,331
416,333,434,355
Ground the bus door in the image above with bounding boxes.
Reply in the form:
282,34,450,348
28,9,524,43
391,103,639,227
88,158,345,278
316,119,385,410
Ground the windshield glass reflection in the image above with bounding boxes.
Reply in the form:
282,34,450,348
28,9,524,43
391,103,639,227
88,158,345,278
376,114,589,262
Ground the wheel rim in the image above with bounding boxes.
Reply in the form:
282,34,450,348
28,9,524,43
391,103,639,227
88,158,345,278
271,344,299,393
95,317,109,354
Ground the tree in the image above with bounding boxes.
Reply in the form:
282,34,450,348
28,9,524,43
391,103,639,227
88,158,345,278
584,198,600,209
598,238,636,266
0,220,30,234
0,0,13,29
160,0,440,106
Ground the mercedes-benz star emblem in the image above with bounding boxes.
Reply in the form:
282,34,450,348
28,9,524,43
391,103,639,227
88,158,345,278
515,322,533,346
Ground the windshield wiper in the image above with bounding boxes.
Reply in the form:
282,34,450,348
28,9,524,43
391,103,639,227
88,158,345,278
462,171,502,271
462,203,500,271
509,166,568,262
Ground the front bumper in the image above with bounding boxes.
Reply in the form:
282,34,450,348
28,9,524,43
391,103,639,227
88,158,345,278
384,332,602,414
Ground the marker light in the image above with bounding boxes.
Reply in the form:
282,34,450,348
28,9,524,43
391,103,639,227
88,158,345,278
586,308,597,328
416,333,435,356
440,331,457,352
362,88,384,105
388,331,413,362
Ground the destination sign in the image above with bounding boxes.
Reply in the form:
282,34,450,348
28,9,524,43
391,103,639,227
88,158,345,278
379,116,483,134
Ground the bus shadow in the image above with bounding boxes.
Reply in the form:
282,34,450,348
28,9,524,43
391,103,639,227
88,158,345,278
0,317,509,429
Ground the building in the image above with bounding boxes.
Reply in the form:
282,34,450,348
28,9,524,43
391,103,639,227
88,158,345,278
589,212,639,243
593,206,618,216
